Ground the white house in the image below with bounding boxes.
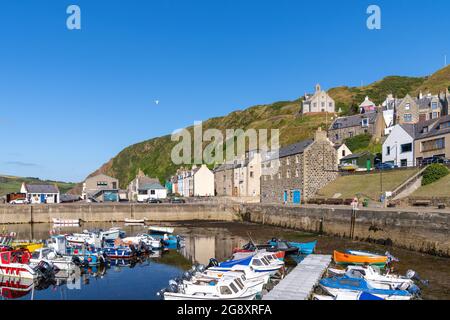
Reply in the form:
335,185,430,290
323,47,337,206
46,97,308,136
138,182,167,202
192,164,215,197
20,183,60,204
382,124,415,167
334,143,352,163
302,84,335,114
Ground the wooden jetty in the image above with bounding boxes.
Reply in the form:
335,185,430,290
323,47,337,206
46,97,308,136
262,254,332,300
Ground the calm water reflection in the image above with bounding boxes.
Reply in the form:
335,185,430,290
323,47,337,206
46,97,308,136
1,221,449,300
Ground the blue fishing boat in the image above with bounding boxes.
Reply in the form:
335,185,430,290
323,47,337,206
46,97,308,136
149,234,180,249
66,247,105,266
319,276,413,300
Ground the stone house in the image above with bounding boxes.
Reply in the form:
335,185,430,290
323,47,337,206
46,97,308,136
260,128,338,203
328,111,384,144
414,115,450,165
396,92,449,125
334,143,352,163
302,84,335,114
214,163,235,196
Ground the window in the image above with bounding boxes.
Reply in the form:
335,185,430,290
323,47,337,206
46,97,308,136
335,134,339,141
400,143,412,153
329,102,332,108
403,114,413,122
421,138,445,152
150,190,155,195
138,190,147,195
405,103,410,110
439,122,450,130
250,171,254,178
342,150,346,157
97,181,108,187
386,146,391,156
252,259,263,266
432,102,438,110
432,112,438,119
286,170,290,179
361,118,369,127
401,159,408,167
295,169,299,177
295,155,299,163
349,132,354,138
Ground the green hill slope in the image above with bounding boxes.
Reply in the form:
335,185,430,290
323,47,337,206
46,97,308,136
0,175,76,196
84,66,450,190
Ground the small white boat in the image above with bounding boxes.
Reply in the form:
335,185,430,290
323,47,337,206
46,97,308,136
313,292,384,300
163,276,258,300
328,265,415,289
148,226,174,234
121,234,162,249
191,269,267,292
124,218,146,224
52,218,80,225
30,248,78,271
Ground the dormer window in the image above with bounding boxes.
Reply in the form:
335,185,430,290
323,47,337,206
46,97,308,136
405,103,410,110
432,102,438,110
361,118,369,127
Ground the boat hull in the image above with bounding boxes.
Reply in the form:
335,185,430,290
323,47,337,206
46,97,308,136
333,251,388,266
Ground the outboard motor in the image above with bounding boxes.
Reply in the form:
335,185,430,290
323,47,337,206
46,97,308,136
207,258,219,268
156,288,167,299
35,261,55,279
182,271,193,281
385,251,399,263
406,269,429,286
72,256,82,266
196,264,206,273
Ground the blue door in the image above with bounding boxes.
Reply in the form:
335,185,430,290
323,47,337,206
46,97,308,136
283,191,288,203
40,194,45,203
293,190,301,204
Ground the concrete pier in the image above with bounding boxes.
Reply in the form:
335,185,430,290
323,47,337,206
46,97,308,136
263,254,332,300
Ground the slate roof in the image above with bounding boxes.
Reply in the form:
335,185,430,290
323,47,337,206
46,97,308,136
400,123,417,139
340,151,371,161
415,115,450,140
139,182,165,190
24,184,59,194
330,112,378,130
416,96,443,110
262,139,314,162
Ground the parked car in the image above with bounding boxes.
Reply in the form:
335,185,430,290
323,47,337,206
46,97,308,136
170,197,185,204
375,162,398,170
9,199,29,205
339,163,358,172
147,198,162,204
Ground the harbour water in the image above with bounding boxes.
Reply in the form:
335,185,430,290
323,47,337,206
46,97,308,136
1,221,449,300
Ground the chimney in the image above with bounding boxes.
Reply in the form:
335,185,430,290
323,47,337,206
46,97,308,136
314,127,327,142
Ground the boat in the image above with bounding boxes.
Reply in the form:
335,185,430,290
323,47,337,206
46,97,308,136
313,291,384,300
66,247,106,266
52,218,80,226
233,243,286,260
0,249,54,279
327,265,418,291
11,241,44,253
30,247,79,271
0,232,16,248
97,246,138,259
207,252,284,276
162,275,258,300
121,234,162,249
319,276,413,300
66,233,102,247
0,276,35,300
148,226,174,234
191,264,270,285
231,251,285,268
346,250,400,263
283,240,317,255
333,250,388,267
149,233,180,249
124,218,146,224
260,240,299,256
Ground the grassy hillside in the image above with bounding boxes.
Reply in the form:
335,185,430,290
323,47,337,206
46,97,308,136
0,175,76,196
412,174,450,197
84,66,450,190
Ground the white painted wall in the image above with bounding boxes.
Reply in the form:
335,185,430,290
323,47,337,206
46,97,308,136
382,125,415,167
193,165,215,197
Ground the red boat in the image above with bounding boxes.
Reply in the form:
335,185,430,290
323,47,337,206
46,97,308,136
0,249,53,279
233,247,285,260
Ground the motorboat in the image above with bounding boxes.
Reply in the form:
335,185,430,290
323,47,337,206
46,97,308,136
333,250,388,267
52,218,81,226
148,226,174,234
0,249,54,280
327,265,418,290
313,291,384,300
207,252,284,276
121,234,162,249
319,276,414,300
162,275,258,300
30,247,79,271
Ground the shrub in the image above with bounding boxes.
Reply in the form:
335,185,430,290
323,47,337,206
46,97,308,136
422,164,449,186
344,134,372,152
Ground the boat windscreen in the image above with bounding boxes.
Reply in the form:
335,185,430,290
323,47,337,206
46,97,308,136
229,283,239,294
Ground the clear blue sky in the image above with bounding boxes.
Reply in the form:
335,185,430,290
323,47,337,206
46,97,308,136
1,0,449,182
